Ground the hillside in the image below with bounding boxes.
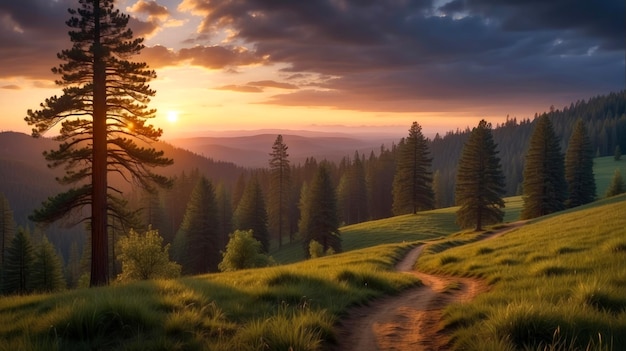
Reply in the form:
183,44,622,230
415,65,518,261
0,193,623,350
0,132,245,256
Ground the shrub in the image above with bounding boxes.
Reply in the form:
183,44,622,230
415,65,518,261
116,228,181,282
219,230,275,272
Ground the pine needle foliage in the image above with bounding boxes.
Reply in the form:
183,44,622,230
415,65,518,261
173,177,220,274
29,236,66,293
565,119,596,207
268,135,290,248
521,115,567,219
1,229,34,295
299,164,341,256
392,122,434,215
455,120,506,231
605,169,625,197
24,0,172,286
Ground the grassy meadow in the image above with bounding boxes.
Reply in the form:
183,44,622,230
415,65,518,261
417,194,626,350
594,156,626,197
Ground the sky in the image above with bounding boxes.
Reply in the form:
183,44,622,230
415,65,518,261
0,0,624,139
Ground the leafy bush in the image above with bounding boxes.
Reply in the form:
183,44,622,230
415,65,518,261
116,228,181,282
219,230,275,272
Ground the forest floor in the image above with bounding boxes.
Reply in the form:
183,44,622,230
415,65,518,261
333,221,527,351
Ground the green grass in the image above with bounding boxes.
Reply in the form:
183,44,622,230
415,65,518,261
273,197,524,264
594,156,626,197
416,194,626,350
272,206,460,264
0,243,421,351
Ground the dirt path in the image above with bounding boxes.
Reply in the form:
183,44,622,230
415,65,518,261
333,222,526,351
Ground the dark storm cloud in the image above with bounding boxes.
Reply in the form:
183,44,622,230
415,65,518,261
181,0,625,112
0,0,165,79
0,0,73,79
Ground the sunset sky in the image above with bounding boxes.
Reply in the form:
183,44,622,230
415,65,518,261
0,0,624,139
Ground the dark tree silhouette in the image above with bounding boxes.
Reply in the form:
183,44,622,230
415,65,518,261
24,0,172,286
392,122,434,215
1,229,34,295
455,120,506,231
565,119,596,208
234,177,270,252
268,135,290,248
173,176,220,274
299,164,341,256
521,115,566,219
0,193,15,269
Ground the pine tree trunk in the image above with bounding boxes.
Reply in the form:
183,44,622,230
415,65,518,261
90,0,109,286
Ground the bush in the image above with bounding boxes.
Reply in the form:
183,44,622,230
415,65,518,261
116,228,181,282
219,230,274,272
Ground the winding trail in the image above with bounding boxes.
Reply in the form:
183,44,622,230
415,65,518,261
333,222,526,351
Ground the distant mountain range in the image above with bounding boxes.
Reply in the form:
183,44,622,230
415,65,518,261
169,132,398,168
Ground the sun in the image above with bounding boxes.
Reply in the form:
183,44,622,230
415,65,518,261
167,110,179,123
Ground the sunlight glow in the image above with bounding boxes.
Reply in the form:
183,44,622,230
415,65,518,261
167,110,179,123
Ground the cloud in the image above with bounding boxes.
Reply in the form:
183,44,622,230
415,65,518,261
141,44,266,69
127,0,170,21
0,0,173,79
215,84,263,93
179,0,625,113
247,80,299,90
214,80,299,93
1,84,20,90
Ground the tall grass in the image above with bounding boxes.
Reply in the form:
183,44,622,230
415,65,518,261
417,194,626,350
0,243,420,350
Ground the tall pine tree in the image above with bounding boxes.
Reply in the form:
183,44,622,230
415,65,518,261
521,115,567,219
338,151,369,225
234,177,270,252
299,164,341,256
24,0,172,286
392,122,434,215
455,120,506,231
0,193,15,269
29,236,66,293
1,229,34,295
268,135,290,248
173,177,221,274
565,119,596,207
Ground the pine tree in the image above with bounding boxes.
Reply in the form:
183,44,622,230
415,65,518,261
299,164,341,256
605,169,625,197
392,122,434,215
0,193,15,269
215,183,233,251
29,236,66,293
2,229,34,295
65,241,82,288
455,120,506,231
234,177,270,252
173,177,220,274
565,119,596,208
24,0,172,286
117,228,181,281
268,135,290,248
338,151,368,225
521,115,567,219
615,145,622,161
